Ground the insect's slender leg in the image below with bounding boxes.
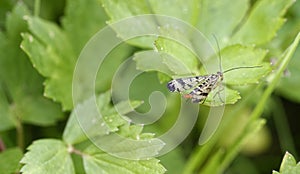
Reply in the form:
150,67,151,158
200,97,207,104
213,84,225,104
218,85,226,104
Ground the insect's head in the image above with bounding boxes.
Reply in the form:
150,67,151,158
217,71,223,80
207,72,223,83
167,81,176,92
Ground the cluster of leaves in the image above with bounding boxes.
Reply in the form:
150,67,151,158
273,152,300,174
0,0,299,174
0,0,166,173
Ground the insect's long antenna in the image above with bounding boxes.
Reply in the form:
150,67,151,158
223,65,263,74
212,34,222,72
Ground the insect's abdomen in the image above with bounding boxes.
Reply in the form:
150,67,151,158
189,82,212,103
188,73,221,103
166,72,222,104
167,76,208,92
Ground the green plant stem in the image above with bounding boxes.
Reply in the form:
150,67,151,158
272,97,298,157
190,0,201,27
10,104,25,150
183,144,211,174
68,144,87,157
250,32,300,122
34,0,41,17
0,137,5,151
219,32,300,171
16,117,24,150
218,119,265,172
183,95,255,174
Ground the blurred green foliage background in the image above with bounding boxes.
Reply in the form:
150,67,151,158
0,0,300,174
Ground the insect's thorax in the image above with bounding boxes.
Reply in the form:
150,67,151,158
205,71,223,88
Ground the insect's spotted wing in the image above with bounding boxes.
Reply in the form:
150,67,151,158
167,72,224,104
167,75,209,93
183,81,211,103
188,85,212,103
184,72,223,103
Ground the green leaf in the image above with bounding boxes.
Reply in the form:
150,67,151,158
157,72,172,84
271,2,300,53
0,148,23,174
15,95,64,126
196,0,249,42
64,91,164,160
273,152,300,174
62,107,89,145
96,92,130,132
232,0,295,45
20,139,75,174
121,123,145,137
94,123,165,160
133,51,174,75
83,144,166,174
21,0,111,110
148,0,199,24
199,44,269,85
204,86,241,106
0,3,63,127
101,0,156,48
63,93,112,145
95,43,135,93
0,85,15,131
101,0,150,22
163,43,269,106
0,0,15,28
63,91,143,144
96,90,113,112
218,44,270,85
21,16,75,110
113,100,144,116
154,32,199,75
62,0,108,56
103,114,128,132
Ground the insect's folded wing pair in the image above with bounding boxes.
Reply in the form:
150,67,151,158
166,75,210,103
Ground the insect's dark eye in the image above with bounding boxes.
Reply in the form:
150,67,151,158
202,92,208,96
167,82,176,92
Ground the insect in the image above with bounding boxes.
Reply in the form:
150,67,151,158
167,37,262,104
167,72,223,103
167,67,261,104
